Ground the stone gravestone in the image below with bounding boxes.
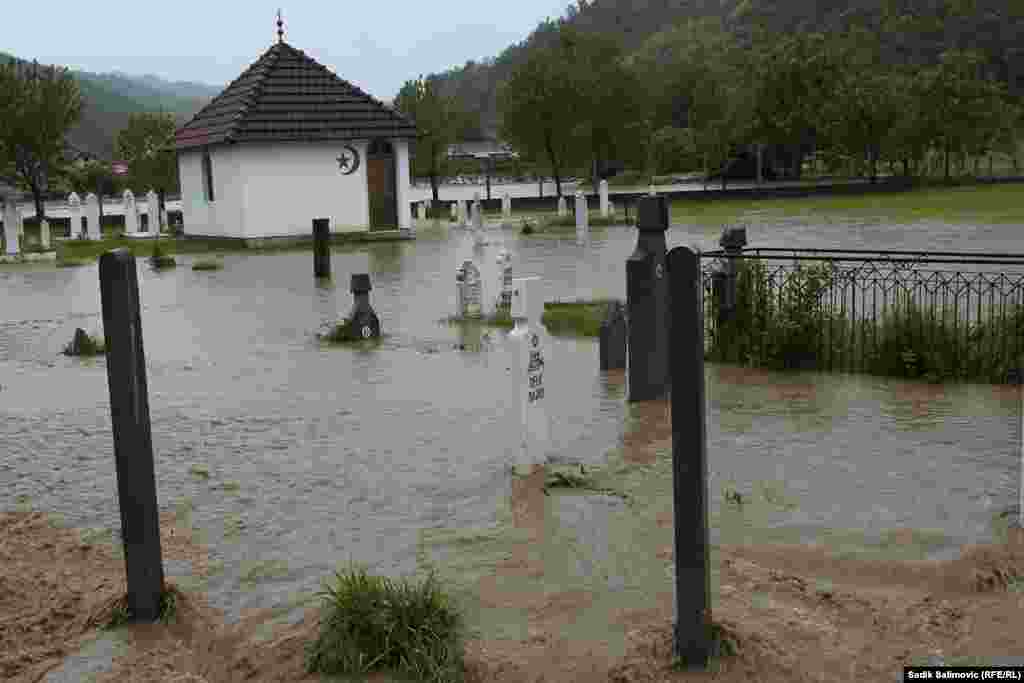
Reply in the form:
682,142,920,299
349,274,381,339
508,276,550,472
609,201,616,218
575,191,589,242
3,200,20,255
599,179,610,217
146,190,160,234
496,249,513,311
123,190,139,234
502,192,512,219
557,195,567,217
85,193,101,241
417,201,425,221
450,202,458,221
67,192,83,238
459,260,482,318
39,219,50,250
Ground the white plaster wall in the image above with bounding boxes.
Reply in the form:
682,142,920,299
394,138,411,230
239,141,372,237
177,147,245,237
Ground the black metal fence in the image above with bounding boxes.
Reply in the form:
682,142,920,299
700,247,1024,383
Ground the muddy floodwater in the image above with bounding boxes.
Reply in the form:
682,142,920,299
1,215,1022,649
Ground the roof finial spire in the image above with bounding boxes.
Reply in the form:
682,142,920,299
276,9,284,44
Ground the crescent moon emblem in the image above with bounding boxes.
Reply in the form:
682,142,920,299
337,145,360,175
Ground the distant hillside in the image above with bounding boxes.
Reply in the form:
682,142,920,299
0,51,220,160
427,0,1023,141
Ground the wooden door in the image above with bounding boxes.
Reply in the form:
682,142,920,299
367,140,398,230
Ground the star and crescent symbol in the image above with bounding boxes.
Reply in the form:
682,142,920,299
336,145,360,175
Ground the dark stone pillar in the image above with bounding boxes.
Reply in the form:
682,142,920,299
313,218,331,279
626,196,670,401
667,245,711,670
599,300,628,371
349,273,380,339
98,249,165,622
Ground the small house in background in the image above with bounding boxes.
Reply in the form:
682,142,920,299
173,17,417,240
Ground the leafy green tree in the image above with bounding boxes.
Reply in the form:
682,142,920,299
394,75,473,203
498,45,579,197
115,111,177,230
0,58,83,221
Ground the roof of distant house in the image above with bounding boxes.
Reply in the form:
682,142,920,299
174,41,417,152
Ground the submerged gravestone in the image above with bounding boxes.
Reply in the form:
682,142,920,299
575,191,589,242
496,249,513,312
599,179,609,217
68,192,83,238
123,190,139,233
457,260,482,318
85,193,101,240
39,219,50,250
502,192,512,219
508,276,550,471
599,301,628,371
557,196,567,217
349,274,380,338
450,202,458,220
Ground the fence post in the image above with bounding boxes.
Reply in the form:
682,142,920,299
626,196,670,401
99,249,165,621
667,245,711,669
313,218,331,279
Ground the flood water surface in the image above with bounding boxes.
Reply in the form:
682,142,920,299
1,218,1021,637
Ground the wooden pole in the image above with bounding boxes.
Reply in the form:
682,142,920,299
99,249,165,621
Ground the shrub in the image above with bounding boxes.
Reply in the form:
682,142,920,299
305,564,465,683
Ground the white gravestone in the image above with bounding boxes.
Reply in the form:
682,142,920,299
609,200,616,218
458,260,482,318
39,219,50,250
575,191,589,242
123,190,138,234
496,249,513,311
450,202,458,221
458,200,468,228
649,184,657,196
146,190,160,233
508,276,550,471
84,193,101,240
557,196,567,217
3,201,20,255
599,179,609,217
502,192,512,219
67,192,82,238
417,201,425,221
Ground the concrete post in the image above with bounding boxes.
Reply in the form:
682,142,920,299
313,218,331,279
98,249,165,621
667,245,711,670
626,196,670,401
508,276,550,473
599,301,628,371
349,273,380,338
599,179,609,217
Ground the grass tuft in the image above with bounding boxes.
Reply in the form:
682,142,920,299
541,299,622,338
191,257,223,271
305,563,466,683
440,311,514,330
95,580,183,630
149,240,176,269
62,329,105,357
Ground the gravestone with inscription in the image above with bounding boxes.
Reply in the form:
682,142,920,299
68,193,83,238
508,276,550,471
348,273,380,339
496,249,513,311
85,193,101,240
458,260,482,318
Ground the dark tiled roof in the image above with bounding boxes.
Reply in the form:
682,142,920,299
174,41,417,151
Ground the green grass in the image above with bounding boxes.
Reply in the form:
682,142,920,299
671,182,1024,226
62,330,105,356
102,581,182,629
320,318,384,345
55,256,92,268
541,298,622,338
191,256,224,271
541,212,625,230
440,311,514,330
305,563,466,683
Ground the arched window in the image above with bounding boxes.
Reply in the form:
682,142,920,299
202,148,215,202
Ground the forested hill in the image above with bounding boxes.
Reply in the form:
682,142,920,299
428,0,1023,140
0,51,219,159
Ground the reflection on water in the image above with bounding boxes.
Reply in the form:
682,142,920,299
1,217,1022,624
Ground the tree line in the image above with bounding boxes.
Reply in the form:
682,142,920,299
406,0,1022,195
1,58,179,228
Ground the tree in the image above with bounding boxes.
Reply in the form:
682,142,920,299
498,45,580,197
115,111,177,231
394,75,472,203
0,58,83,222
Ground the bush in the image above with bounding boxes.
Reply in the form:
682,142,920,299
305,564,465,683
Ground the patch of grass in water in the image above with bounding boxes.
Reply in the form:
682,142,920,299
191,256,223,271
188,464,210,479
62,329,105,357
440,310,515,330
149,241,176,269
319,319,384,346
541,298,621,338
541,463,632,503
305,563,466,683
55,256,92,268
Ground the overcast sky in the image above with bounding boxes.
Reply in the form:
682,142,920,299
5,1,570,100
